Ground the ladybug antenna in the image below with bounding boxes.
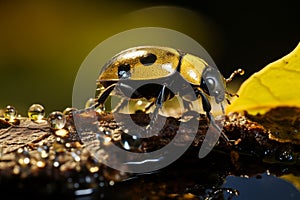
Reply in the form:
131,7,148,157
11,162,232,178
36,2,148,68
225,68,244,83
225,97,231,105
224,68,244,104
225,91,239,105
226,91,239,98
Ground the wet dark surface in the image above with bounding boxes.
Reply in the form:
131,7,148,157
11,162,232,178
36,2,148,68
1,107,300,199
95,147,300,200
247,107,300,145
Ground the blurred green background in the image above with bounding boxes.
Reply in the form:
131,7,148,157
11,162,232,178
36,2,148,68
0,0,299,116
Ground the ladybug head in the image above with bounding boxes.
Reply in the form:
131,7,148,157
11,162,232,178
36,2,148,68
200,67,226,104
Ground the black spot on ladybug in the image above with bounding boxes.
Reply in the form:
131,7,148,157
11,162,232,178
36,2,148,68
140,53,157,66
118,64,131,79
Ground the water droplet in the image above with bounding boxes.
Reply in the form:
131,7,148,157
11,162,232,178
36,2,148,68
28,103,45,122
275,145,294,163
109,180,115,186
74,188,94,196
4,105,17,121
13,165,21,175
65,142,71,148
120,134,141,151
277,149,294,162
66,141,82,149
71,151,81,162
37,146,49,159
53,160,60,168
47,111,66,130
123,140,130,150
104,130,111,136
15,148,31,166
88,165,99,173
36,160,46,168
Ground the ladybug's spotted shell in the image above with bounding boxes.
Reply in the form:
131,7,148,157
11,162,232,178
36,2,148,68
97,46,209,86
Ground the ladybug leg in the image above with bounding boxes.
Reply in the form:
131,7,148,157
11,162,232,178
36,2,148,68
112,83,145,113
95,83,117,110
196,90,211,114
155,84,167,109
111,98,129,113
96,82,144,113
118,82,142,97
146,84,167,135
144,101,155,113
196,89,229,142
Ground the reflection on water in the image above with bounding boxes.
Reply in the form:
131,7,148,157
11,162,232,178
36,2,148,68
83,148,300,200
224,173,300,200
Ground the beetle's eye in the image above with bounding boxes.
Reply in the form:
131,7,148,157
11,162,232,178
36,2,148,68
206,78,216,90
140,53,157,66
201,77,216,95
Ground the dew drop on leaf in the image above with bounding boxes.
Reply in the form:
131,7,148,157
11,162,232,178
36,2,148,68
47,111,66,130
28,103,45,122
4,105,17,121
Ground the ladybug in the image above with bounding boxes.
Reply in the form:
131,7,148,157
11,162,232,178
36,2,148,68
93,46,243,141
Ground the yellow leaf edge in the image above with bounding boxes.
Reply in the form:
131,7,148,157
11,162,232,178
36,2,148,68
280,174,300,192
226,42,300,115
